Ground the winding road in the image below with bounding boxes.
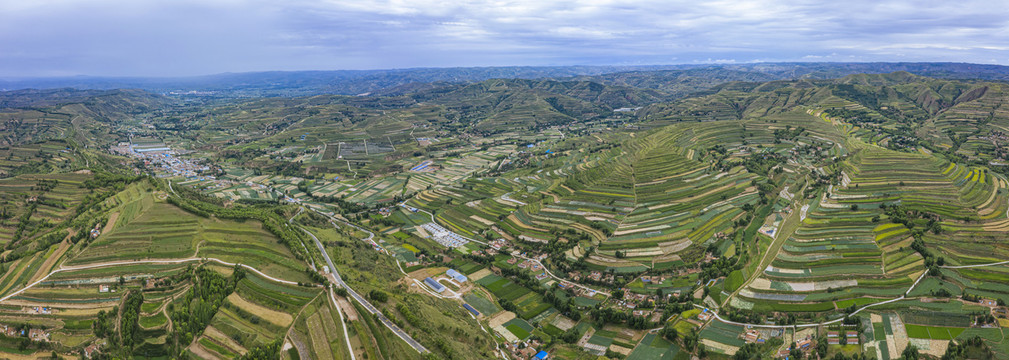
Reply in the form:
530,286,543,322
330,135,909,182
301,227,429,354
941,259,1009,269
0,257,304,304
692,258,1009,330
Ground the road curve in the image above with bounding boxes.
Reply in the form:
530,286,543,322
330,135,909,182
693,271,933,329
301,227,429,353
941,260,1009,269
0,257,306,303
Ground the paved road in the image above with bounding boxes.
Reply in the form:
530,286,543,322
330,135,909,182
942,260,1009,269
287,207,316,270
288,207,304,223
327,287,357,360
301,227,429,354
694,273,925,329
720,197,803,308
692,266,959,330
0,257,303,303
500,192,527,206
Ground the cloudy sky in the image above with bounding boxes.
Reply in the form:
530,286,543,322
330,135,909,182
2,0,1008,77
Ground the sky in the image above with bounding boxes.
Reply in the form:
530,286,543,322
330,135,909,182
1,0,1008,77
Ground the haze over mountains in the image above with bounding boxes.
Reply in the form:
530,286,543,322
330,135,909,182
7,0,1009,357
5,62,1009,98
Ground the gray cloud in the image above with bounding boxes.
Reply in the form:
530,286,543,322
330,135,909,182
1,0,1007,76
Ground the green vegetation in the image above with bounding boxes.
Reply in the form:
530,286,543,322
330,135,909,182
6,65,1009,359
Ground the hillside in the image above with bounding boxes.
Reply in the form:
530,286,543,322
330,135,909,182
6,62,1009,99
2,69,1009,359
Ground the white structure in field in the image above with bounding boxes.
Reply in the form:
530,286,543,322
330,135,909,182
420,222,469,248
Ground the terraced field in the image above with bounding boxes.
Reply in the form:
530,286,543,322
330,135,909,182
736,144,1009,312
191,274,320,358
68,188,311,284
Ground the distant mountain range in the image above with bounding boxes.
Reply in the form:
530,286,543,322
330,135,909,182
3,62,1009,98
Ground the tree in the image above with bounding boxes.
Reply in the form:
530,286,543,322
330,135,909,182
790,345,804,359
816,336,828,357
902,344,919,360
334,287,349,297
660,324,678,342
369,290,388,302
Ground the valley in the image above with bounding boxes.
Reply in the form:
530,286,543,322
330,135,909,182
1,65,1008,360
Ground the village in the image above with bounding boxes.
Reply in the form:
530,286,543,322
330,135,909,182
110,140,212,179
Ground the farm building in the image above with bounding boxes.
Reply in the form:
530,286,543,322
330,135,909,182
446,269,468,283
534,350,549,359
134,147,171,153
424,277,446,293
84,342,102,358
463,303,480,316
697,311,712,321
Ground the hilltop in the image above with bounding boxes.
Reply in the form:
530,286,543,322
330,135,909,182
1,66,1009,359
4,62,1009,98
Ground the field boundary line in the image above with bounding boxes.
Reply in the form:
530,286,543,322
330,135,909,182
0,257,307,304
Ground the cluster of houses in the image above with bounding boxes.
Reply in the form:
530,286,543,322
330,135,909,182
90,223,102,239
25,306,53,315
502,338,548,360
977,297,1009,327
553,281,601,300
697,310,712,322
777,335,814,358
489,238,509,250
117,143,211,178
571,271,615,284
503,257,552,281
770,329,860,358
513,259,541,271
83,341,105,358
744,329,764,344
618,291,657,309
471,247,500,257
98,284,118,293
0,324,50,342
638,275,670,284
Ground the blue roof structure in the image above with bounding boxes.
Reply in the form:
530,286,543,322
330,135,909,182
535,351,548,359
424,277,446,292
463,303,480,316
446,269,468,283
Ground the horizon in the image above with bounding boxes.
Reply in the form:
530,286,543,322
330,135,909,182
3,60,1009,80
2,0,1008,77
